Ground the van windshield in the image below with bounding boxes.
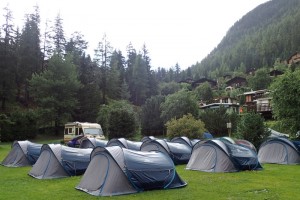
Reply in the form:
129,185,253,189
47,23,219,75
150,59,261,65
83,128,103,136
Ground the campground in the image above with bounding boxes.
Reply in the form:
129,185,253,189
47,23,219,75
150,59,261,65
0,141,300,200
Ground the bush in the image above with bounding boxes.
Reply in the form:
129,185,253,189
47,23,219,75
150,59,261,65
235,112,270,148
165,113,206,139
108,109,137,139
141,95,165,136
199,106,238,137
97,100,138,139
1,109,38,141
161,89,198,123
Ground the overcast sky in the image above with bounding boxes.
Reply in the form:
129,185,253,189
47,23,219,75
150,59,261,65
0,0,269,69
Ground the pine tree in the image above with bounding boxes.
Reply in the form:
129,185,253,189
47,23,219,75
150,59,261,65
93,34,113,104
29,54,81,133
0,6,17,111
17,6,42,106
52,13,66,56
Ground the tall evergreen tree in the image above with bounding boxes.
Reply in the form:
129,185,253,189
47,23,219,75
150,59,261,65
41,19,52,68
131,54,149,105
17,6,42,106
141,44,158,98
125,42,137,102
93,34,113,104
65,31,88,65
75,55,101,122
0,6,17,111
52,13,66,56
29,54,81,133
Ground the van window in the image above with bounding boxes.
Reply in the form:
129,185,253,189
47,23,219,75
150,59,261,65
75,128,84,135
64,128,72,135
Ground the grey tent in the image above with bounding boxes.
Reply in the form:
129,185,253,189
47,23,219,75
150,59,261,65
29,144,92,179
140,139,192,165
76,146,187,196
235,139,257,152
219,137,257,152
171,136,193,147
203,132,213,139
268,128,289,138
186,139,262,172
141,136,158,143
79,137,108,148
107,138,142,151
1,140,42,167
191,139,201,146
258,137,300,164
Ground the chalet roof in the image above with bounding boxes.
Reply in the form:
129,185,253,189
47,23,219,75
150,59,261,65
192,78,217,86
287,52,300,64
200,103,239,109
269,69,283,76
178,78,194,84
243,89,269,95
225,76,246,85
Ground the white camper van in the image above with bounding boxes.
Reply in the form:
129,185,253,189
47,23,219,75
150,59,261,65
64,122,105,143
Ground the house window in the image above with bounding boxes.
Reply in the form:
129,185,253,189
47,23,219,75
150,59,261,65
246,95,252,103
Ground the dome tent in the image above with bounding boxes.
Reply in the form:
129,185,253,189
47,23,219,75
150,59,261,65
79,137,108,148
140,139,192,165
258,137,300,164
186,139,262,172
106,138,142,150
141,136,158,142
29,144,92,179
76,146,187,196
171,136,193,147
1,140,42,167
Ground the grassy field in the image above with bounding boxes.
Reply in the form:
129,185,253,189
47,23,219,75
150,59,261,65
1,141,300,200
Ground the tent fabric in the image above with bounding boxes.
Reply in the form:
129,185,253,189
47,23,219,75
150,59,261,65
258,137,300,164
268,128,289,138
141,136,158,143
203,132,213,139
1,140,42,167
235,139,257,152
79,137,108,148
140,139,192,165
107,138,142,151
29,144,92,179
76,146,187,196
171,136,193,147
186,140,262,172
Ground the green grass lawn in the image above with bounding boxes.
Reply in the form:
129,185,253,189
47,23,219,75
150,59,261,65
1,141,300,200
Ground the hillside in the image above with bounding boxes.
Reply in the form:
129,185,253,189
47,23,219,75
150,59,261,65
190,0,300,78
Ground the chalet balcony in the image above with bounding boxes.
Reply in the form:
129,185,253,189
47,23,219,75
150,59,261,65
257,103,272,112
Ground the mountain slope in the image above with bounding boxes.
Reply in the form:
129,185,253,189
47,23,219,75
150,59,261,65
191,0,300,78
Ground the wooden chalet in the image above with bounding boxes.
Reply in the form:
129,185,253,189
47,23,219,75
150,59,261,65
225,76,247,88
269,69,283,77
287,52,300,65
192,78,217,88
200,96,239,113
241,89,272,119
178,78,194,84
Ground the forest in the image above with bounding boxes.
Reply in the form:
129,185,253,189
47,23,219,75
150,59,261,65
1,0,300,143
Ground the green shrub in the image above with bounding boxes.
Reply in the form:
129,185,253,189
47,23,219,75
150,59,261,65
108,108,137,139
97,100,138,139
199,106,238,137
165,113,206,139
1,109,38,141
141,95,165,136
235,112,270,148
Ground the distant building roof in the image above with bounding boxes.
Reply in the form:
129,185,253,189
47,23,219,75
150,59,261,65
192,78,217,88
287,52,300,65
200,103,239,109
225,76,247,87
